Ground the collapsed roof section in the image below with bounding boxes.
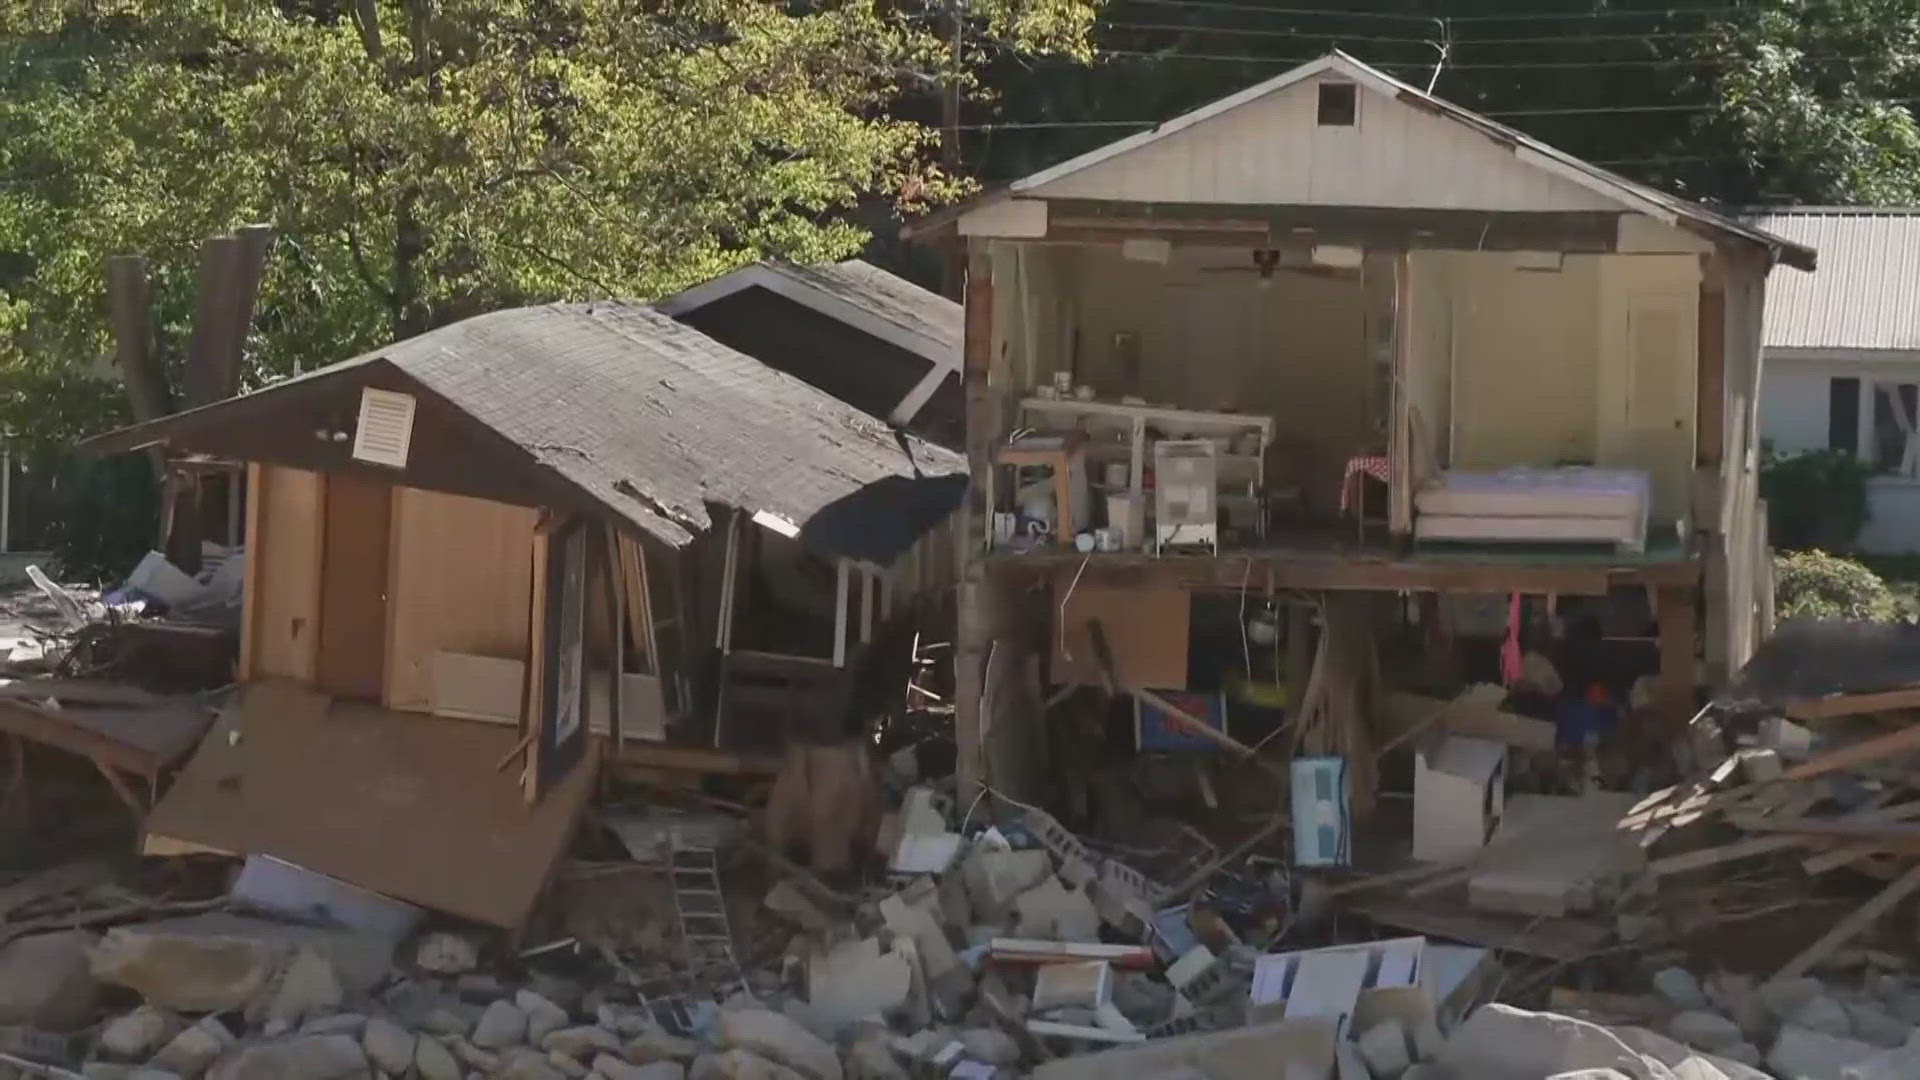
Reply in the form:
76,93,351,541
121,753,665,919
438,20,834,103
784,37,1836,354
87,301,968,564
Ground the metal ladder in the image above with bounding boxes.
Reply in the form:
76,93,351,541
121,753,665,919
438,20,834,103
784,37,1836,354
668,837,750,1007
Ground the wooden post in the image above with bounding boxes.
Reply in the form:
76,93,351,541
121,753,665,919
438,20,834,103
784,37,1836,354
861,568,875,645
1656,584,1697,736
955,249,995,796
832,558,850,669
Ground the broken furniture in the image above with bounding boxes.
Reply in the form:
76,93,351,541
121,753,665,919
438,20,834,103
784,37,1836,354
144,680,594,930
1411,735,1507,863
0,679,215,819
1017,398,1273,551
991,435,1088,550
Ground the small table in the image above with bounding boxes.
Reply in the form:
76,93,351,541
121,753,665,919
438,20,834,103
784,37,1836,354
1340,454,1391,544
993,436,1086,548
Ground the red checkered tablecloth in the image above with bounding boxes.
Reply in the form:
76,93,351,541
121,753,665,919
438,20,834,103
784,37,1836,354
1339,454,1390,512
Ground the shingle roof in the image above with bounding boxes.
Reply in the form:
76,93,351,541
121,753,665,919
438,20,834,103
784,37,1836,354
1746,208,1920,351
781,261,962,355
656,259,959,366
89,303,967,562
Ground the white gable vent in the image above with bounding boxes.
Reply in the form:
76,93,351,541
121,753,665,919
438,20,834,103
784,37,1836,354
352,388,416,468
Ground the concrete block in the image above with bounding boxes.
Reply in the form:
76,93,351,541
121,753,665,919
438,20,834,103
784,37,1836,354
1654,968,1709,1011
1013,876,1101,943
807,939,912,1030
964,850,1052,924
0,930,98,1032
716,1008,844,1080
1667,1011,1745,1052
1767,1025,1878,1080
1357,1019,1412,1078
1436,1005,1663,1079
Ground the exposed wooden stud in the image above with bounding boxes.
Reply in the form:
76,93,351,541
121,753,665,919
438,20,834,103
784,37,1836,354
238,462,265,682
860,569,875,645
1655,585,1696,736
1772,862,1920,984
832,558,851,669
955,248,995,796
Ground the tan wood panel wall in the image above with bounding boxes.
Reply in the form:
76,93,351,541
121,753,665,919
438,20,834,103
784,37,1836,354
383,486,540,712
244,464,325,682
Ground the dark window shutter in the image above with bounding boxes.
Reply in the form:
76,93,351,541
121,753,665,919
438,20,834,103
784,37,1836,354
1830,377,1860,454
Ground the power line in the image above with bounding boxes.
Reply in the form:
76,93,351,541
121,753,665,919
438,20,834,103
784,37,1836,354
1114,0,1738,22
1099,21,1720,47
1100,48,1738,70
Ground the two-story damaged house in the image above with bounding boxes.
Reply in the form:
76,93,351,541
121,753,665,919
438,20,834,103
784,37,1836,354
910,53,1813,796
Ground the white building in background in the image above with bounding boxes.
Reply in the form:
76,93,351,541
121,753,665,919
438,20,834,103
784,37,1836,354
1754,208,1920,554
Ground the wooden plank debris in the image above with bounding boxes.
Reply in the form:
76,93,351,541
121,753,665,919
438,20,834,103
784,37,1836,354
1786,687,1920,722
1781,723,1920,783
1772,862,1920,984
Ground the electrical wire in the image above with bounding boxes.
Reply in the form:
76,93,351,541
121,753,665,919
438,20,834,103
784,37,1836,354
1104,0,1740,23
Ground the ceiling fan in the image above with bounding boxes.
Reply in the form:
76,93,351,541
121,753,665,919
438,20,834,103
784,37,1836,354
1192,247,1362,283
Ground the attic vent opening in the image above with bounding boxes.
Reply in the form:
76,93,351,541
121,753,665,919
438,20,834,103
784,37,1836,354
352,388,416,468
1317,82,1357,127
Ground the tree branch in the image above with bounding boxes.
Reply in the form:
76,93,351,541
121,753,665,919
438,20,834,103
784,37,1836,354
340,226,395,307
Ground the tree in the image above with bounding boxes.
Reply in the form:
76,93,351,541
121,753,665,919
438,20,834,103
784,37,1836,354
0,0,1099,451
1680,0,1920,205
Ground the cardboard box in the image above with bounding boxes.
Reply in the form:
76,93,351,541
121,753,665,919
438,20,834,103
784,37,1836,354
1412,735,1506,862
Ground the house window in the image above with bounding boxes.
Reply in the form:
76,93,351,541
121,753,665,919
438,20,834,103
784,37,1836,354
1317,82,1357,127
1873,382,1920,477
1829,377,1860,455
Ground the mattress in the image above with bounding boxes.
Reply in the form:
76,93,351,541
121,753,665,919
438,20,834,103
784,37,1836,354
1415,468,1649,519
1414,467,1649,552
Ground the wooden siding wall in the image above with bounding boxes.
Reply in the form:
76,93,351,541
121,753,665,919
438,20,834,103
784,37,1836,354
1024,74,1623,212
245,464,325,681
383,486,541,712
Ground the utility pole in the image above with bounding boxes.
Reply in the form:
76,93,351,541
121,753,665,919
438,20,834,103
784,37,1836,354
940,0,965,299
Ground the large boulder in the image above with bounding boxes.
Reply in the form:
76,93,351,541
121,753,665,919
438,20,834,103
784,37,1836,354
1436,1005,1668,1080
204,1033,367,1080
91,928,278,1014
0,930,99,1031
716,1009,843,1080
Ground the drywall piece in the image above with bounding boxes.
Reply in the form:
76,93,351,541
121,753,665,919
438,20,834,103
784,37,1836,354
1166,946,1216,991
1465,792,1643,918
430,651,526,724
1250,938,1425,1039
1034,961,1113,1011
893,833,965,874
230,855,423,946
1412,736,1507,862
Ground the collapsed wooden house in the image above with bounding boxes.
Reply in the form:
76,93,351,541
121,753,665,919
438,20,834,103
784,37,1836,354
86,296,965,928
908,53,1816,799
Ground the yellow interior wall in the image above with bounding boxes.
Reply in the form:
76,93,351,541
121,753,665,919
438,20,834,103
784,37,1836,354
1403,251,1454,480
1060,244,1371,512
1447,252,1603,467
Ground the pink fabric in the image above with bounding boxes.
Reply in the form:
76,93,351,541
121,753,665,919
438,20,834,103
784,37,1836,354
1339,454,1391,512
1499,592,1524,687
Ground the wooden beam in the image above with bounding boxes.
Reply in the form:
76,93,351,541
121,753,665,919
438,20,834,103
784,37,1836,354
987,550,1698,596
1782,723,1920,783
1656,585,1697,736
1695,286,1725,468
1772,862,1920,984
238,463,264,682
1786,687,1920,723
954,249,995,797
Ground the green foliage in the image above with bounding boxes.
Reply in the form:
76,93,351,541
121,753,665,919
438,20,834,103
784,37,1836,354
1774,549,1899,622
1761,448,1874,552
1686,0,1920,204
0,0,1101,450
